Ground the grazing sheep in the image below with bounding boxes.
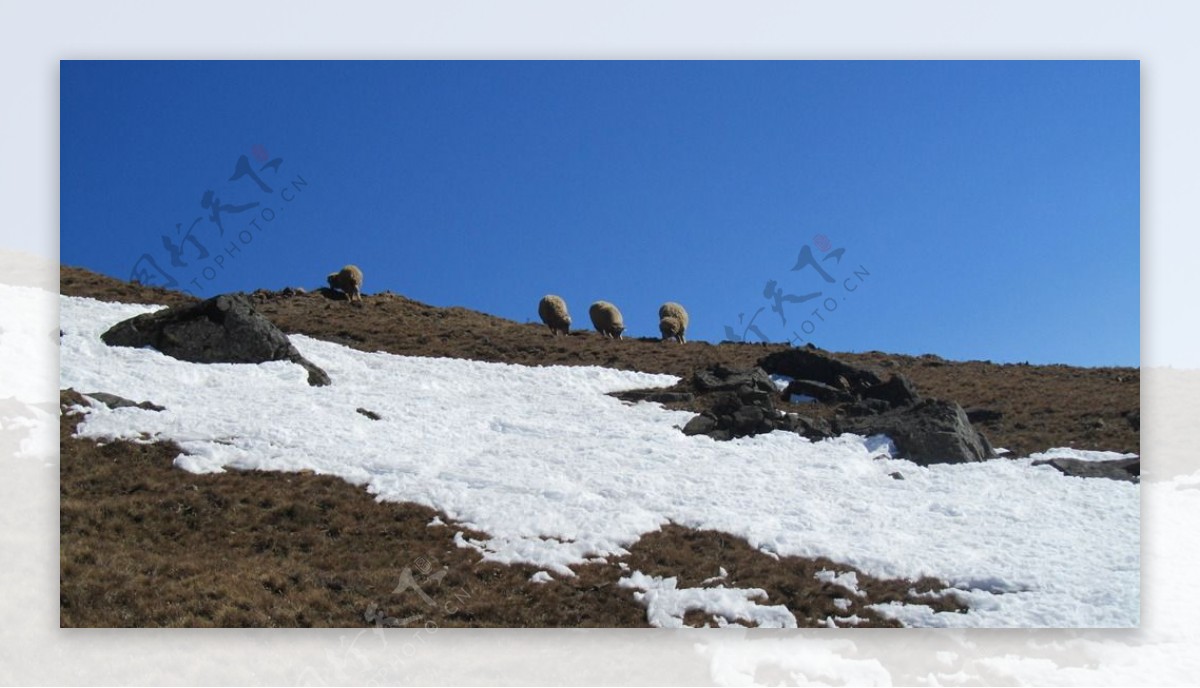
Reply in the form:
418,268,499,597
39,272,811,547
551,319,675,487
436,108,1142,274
658,302,689,343
327,265,363,303
538,295,572,336
589,301,625,340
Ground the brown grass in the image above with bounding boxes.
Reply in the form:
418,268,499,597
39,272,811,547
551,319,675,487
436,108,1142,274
58,265,1137,627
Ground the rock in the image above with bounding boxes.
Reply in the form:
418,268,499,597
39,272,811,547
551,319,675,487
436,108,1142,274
682,414,718,436
790,415,833,440
356,407,382,420
83,392,165,412
732,405,766,435
1032,457,1140,483
965,407,1003,423
860,374,920,408
839,398,995,466
692,365,777,396
613,390,696,404
782,379,851,404
101,292,331,387
841,399,892,417
889,471,905,480
1123,410,1140,431
758,348,883,391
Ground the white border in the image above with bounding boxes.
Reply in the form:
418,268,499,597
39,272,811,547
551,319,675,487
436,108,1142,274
4,1,1197,684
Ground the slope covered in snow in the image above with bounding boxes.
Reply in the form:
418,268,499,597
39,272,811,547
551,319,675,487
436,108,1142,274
58,295,1139,627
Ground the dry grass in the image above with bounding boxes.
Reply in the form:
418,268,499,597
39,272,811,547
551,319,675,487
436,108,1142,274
58,265,1137,627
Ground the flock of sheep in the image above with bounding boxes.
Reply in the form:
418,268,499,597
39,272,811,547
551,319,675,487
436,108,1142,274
538,295,689,343
326,264,689,343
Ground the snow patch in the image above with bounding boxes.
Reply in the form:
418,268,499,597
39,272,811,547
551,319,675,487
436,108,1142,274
618,571,797,628
58,295,1141,627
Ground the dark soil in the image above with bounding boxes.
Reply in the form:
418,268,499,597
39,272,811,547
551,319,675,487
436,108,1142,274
58,265,1137,627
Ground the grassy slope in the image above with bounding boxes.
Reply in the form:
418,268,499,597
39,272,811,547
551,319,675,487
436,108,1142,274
58,266,1136,627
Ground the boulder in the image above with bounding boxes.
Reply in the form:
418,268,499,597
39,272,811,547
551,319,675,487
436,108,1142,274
839,398,995,465
83,392,165,412
101,292,331,387
1032,457,1140,483
692,365,777,396
782,379,851,404
613,390,696,405
682,367,783,440
682,414,718,436
965,407,1003,423
860,374,920,408
758,348,883,391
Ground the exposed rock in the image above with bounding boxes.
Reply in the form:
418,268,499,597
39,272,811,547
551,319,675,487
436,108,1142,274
732,405,766,435
788,414,834,440
682,367,781,440
782,379,851,404
682,414,718,436
839,398,995,466
1123,410,1140,431
356,407,382,420
965,407,1003,424
759,348,883,391
1032,457,1140,483
841,398,892,418
693,365,777,395
860,374,920,408
83,392,165,412
101,292,331,387
614,390,696,405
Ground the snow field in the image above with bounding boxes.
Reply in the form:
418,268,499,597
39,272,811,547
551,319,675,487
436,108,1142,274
58,295,1139,627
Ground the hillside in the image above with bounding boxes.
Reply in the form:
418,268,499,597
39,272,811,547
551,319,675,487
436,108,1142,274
61,266,1139,457
57,266,1140,628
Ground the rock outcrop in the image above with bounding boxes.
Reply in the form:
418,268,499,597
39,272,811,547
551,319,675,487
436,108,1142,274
101,293,331,386
838,398,996,465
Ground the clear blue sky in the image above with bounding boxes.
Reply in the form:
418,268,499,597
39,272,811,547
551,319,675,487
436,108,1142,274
60,60,1139,366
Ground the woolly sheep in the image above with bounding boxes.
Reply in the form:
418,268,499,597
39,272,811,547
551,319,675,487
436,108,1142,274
327,265,363,303
589,301,625,340
537,294,572,336
658,302,689,343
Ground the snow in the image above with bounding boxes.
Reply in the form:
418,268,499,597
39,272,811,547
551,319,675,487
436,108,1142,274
0,284,57,461
528,571,553,585
58,295,1140,627
618,571,798,628
1028,448,1139,463
815,569,866,598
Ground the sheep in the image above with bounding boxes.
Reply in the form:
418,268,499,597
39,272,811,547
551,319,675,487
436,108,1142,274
326,265,363,303
537,295,572,336
589,301,625,340
658,302,689,343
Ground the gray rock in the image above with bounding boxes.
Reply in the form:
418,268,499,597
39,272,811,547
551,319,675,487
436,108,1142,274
613,390,696,404
84,392,165,412
693,365,777,395
860,374,920,408
759,348,883,390
1033,457,1140,483
682,414,718,436
101,292,331,387
839,398,995,466
782,379,851,404
732,405,766,435
965,407,1003,423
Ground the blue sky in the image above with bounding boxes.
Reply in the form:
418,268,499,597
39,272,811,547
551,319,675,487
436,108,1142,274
60,60,1139,366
